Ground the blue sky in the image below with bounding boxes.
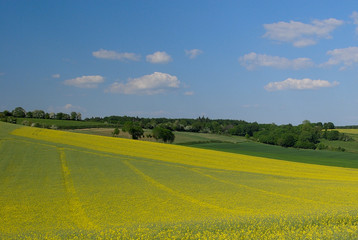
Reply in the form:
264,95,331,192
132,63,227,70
1,0,358,125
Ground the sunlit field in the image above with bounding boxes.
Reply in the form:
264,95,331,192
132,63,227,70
2,122,358,239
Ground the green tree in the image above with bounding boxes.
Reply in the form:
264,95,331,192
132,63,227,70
152,127,175,143
56,112,64,120
122,121,144,140
12,107,26,118
26,111,33,118
76,112,82,121
70,112,77,120
112,127,120,137
326,130,340,140
32,110,45,119
3,110,12,116
62,113,70,120
294,140,316,149
277,134,296,147
323,122,335,129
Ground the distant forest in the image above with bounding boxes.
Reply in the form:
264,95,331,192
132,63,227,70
1,107,354,150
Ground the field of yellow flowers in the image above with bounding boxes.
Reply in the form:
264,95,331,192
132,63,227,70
2,122,358,239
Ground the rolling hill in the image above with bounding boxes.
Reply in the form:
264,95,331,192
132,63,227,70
1,122,358,239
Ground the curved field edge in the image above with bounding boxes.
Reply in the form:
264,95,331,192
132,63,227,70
188,141,358,169
10,125,358,181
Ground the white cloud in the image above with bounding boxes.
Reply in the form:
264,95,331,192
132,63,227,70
64,104,73,110
184,91,194,96
322,47,358,69
185,49,203,59
146,51,172,64
48,104,85,113
64,75,104,88
52,74,60,78
92,49,140,61
239,52,314,70
107,72,180,95
263,18,344,47
351,11,358,34
62,104,86,113
265,78,339,91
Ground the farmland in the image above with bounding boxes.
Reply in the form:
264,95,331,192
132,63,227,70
69,127,248,144
15,118,114,129
2,122,358,238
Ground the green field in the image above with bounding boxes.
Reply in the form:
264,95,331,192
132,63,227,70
2,122,358,239
71,127,358,169
189,141,358,169
319,129,358,154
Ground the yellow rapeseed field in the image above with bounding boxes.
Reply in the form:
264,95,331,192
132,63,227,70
337,129,358,135
1,125,358,239
11,127,358,181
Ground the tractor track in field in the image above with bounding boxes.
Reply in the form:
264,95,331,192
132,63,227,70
58,148,97,230
123,160,254,215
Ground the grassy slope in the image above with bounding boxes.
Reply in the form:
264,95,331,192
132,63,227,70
3,122,358,238
69,128,248,144
70,126,358,169
320,129,358,153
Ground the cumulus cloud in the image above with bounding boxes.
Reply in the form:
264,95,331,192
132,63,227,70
64,75,104,88
264,78,339,91
185,49,203,59
239,52,314,70
322,47,358,69
52,74,60,78
263,18,344,47
107,72,180,95
351,11,358,34
146,51,172,64
92,49,140,61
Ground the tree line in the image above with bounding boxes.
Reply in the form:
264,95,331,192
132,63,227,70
87,115,351,149
1,107,352,149
0,107,82,122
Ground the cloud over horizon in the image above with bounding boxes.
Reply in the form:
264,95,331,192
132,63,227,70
146,51,172,64
93,49,140,61
64,75,105,88
107,72,180,95
263,18,344,47
265,78,339,91
239,52,314,70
